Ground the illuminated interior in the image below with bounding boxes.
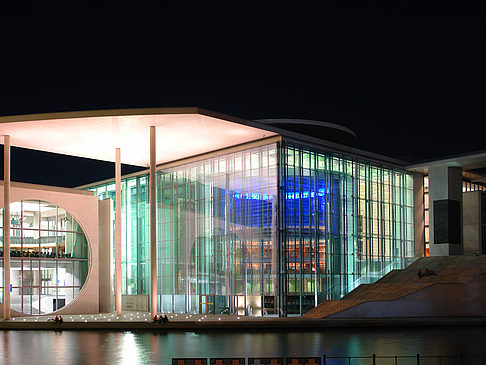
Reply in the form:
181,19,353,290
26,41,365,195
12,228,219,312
88,141,415,316
0,200,88,314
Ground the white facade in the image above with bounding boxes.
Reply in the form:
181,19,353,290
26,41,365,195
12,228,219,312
0,181,99,316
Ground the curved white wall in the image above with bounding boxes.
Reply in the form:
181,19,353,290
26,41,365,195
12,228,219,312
1,181,99,315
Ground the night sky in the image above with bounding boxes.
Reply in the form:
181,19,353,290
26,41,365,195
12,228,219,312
0,6,485,187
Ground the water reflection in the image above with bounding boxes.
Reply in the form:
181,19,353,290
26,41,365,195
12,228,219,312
0,327,484,365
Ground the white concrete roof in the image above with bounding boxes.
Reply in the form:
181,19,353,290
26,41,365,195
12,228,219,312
407,150,486,173
0,108,276,167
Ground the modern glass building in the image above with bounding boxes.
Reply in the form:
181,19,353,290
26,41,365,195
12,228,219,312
2,108,484,318
86,139,414,316
10,108,481,318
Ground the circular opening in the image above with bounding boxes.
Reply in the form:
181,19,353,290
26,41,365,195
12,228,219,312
0,200,89,315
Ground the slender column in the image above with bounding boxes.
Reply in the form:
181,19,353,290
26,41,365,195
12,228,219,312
413,172,425,257
115,148,122,316
150,126,157,317
3,135,10,320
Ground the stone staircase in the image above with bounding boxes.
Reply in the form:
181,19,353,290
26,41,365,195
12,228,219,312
304,255,486,319
303,299,365,318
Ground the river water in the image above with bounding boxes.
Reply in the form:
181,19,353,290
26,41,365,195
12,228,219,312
0,326,484,365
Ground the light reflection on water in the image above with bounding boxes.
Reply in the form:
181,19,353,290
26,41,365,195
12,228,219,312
0,327,485,365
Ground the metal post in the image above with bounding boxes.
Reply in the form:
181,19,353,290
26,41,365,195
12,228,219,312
150,126,157,318
3,135,10,320
372,354,376,365
115,148,122,316
323,355,326,365
416,354,420,365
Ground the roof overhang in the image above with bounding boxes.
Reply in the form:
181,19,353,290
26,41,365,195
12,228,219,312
0,108,277,167
407,151,486,174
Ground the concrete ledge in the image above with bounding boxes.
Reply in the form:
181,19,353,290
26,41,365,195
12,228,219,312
2,317,486,331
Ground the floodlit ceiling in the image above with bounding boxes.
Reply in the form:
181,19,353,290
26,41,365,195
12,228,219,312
0,108,276,167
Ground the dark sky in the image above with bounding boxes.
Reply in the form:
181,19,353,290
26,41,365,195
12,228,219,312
0,5,485,187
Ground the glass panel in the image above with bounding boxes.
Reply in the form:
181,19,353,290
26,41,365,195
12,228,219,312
10,259,21,294
21,200,40,230
64,212,76,233
10,202,22,228
58,260,73,287
40,202,57,231
22,288,32,315
40,230,56,258
10,229,22,256
57,207,67,231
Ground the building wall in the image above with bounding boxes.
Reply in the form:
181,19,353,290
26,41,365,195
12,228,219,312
0,182,99,315
87,141,415,316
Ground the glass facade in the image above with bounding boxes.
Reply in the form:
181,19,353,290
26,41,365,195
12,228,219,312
0,200,89,314
280,143,414,314
157,144,278,315
88,141,414,316
91,175,150,296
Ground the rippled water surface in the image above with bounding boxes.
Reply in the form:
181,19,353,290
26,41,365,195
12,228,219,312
1,327,485,365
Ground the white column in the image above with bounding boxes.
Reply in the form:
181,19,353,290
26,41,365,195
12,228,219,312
115,148,122,316
413,172,425,257
150,126,157,317
3,135,10,320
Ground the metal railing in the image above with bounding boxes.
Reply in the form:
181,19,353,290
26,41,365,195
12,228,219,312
173,354,486,365
323,354,486,364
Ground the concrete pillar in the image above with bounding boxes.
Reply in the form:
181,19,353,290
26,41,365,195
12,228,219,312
150,126,157,317
413,172,425,257
98,199,113,313
115,148,122,316
3,135,10,319
428,166,463,256
463,191,481,255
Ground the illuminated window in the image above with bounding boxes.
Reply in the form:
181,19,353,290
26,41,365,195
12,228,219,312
0,200,88,314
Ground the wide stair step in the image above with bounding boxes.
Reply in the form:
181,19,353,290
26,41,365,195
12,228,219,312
342,283,433,301
304,256,486,318
304,300,365,319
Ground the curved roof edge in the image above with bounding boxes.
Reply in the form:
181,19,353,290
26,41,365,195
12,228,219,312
0,107,252,127
0,107,276,167
255,118,357,138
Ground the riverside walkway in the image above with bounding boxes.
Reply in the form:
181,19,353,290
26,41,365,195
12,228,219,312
1,312,486,331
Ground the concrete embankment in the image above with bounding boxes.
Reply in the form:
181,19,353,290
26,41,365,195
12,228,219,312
2,315,486,331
